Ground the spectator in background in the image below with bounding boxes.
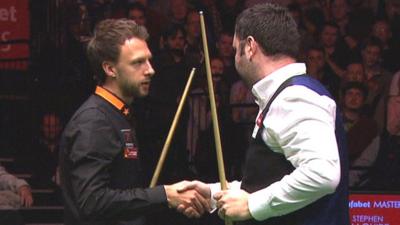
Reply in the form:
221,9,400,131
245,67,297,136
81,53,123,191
0,164,33,225
127,1,167,52
330,0,350,36
156,24,187,67
344,3,374,53
215,31,234,69
127,2,147,26
31,112,63,188
371,19,400,73
343,61,365,84
340,82,380,188
0,164,33,209
384,0,400,36
143,24,193,185
151,24,191,105
299,6,326,59
305,45,341,100
319,22,349,78
62,1,94,116
214,31,239,85
216,0,244,33
361,37,392,132
168,0,190,26
184,10,203,67
371,19,392,52
193,0,223,41
186,56,228,165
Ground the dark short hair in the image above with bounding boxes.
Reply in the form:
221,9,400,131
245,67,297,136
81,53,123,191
307,44,325,54
342,81,369,99
322,21,340,32
87,19,149,85
235,3,300,59
162,23,186,39
362,36,384,51
127,2,147,18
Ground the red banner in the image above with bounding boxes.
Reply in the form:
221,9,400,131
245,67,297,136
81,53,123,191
0,0,30,70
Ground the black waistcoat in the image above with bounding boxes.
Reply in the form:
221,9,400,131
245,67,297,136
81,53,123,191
239,75,349,225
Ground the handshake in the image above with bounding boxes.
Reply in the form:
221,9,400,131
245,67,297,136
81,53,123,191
164,180,252,221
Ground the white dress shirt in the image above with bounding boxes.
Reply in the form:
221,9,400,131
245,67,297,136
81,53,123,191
211,63,341,221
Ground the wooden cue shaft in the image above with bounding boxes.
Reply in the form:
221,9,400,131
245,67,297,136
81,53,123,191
150,68,196,188
199,11,228,191
199,11,232,225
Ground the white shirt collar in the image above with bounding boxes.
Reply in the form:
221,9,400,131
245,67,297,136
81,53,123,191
251,63,307,110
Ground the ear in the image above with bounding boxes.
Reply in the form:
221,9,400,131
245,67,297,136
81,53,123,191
246,36,257,60
102,61,116,78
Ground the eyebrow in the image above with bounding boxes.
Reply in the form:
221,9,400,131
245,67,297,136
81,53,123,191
131,54,152,64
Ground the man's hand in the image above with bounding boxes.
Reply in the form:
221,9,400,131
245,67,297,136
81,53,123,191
164,181,211,218
177,180,211,199
214,189,252,221
18,185,33,207
175,180,212,218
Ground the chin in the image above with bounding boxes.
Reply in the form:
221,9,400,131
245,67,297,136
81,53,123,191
138,91,149,98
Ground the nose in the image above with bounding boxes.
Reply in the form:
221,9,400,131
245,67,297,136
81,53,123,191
145,60,155,77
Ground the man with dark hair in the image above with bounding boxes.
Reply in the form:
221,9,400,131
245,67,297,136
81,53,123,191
178,3,349,225
340,82,379,188
59,19,210,225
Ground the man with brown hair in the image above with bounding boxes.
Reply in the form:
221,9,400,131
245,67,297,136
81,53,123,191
59,19,209,225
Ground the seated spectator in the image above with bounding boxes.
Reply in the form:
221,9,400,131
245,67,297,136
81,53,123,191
372,19,400,73
214,31,239,85
340,82,380,188
361,37,392,132
305,45,341,100
184,10,203,67
319,22,352,78
127,2,166,52
186,56,229,164
31,112,63,188
0,164,33,209
343,61,365,84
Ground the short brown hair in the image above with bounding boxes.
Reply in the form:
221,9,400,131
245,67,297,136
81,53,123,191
87,19,149,85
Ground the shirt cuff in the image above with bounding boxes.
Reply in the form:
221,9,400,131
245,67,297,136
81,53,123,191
209,182,221,211
247,183,276,221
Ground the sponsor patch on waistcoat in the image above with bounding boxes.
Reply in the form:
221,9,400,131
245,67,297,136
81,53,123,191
121,129,138,159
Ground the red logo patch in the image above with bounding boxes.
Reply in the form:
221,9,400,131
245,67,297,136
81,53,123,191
256,113,264,127
121,129,138,159
124,144,138,159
